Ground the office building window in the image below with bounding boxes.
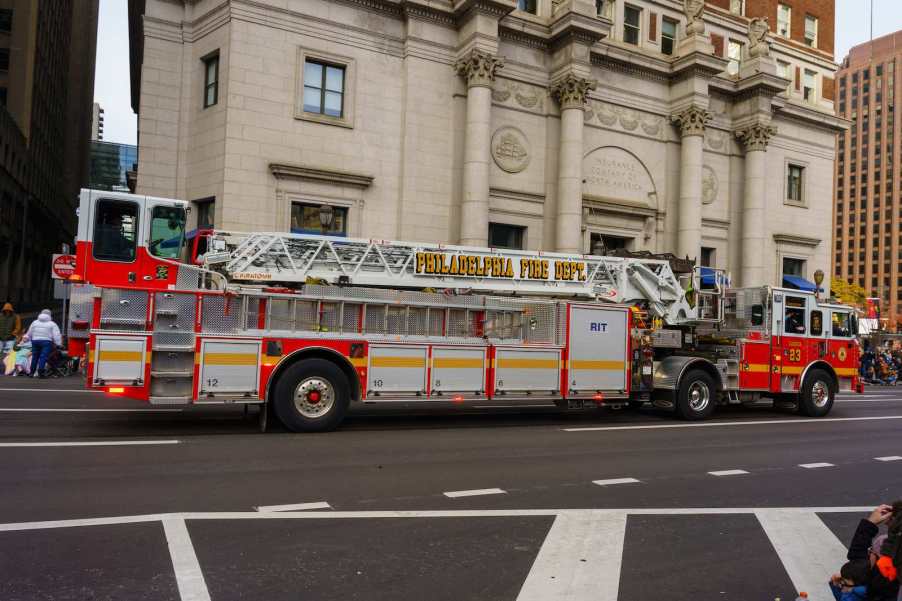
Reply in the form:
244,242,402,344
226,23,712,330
661,18,677,56
489,223,525,250
777,60,792,91
596,0,613,18
727,41,743,76
783,257,806,278
202,53,219,108
303,59,345,118
194,198,215,228
517,0,537,14
804,15,818,47
803,69,817,102
730,0,745,15
291,203,348,236
0,48,8,72
0,8,11,33
623,5,641,45
777,4,791,38
700,247,716,267
787,164,805,203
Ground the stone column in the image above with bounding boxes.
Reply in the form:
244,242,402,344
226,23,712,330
735,123,777,286
551,74,597,253
671,106,712,262
455,49,504,247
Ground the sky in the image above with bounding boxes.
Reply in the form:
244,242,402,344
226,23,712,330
93,0,902,145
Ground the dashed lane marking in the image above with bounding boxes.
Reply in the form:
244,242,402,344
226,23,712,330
0,388,102,393
875,456,902,462
592,478,640,486
0,440,180,448
255,501,332,512
443,488,507,498
0,408,182,413
707,469,749,477
563,414,902,432
799,462,835,469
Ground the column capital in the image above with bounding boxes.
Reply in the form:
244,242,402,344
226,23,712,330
735,123,777,152
454,49,504,88
550,74,598,111
670,105,712,137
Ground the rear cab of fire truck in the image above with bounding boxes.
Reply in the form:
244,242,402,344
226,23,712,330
74,189,860,432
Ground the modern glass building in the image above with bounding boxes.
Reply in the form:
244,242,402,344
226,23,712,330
89,140,137,192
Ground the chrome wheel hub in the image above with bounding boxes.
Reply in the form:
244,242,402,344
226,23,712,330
293,377,335,418
811,380,830,408
687,381,710,413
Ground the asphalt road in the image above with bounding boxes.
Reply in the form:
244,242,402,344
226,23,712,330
1,377,901,601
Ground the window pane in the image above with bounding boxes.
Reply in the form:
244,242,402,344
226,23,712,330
662,19,676,37
325,66,344,92
291,203,348,236
303,86,322,113
149,206,186,259
205,85,216,107
324,91,343,117
489,223,525,250
624,6,639,25
93,200,139,262
304,61,323,87
206,58,217,85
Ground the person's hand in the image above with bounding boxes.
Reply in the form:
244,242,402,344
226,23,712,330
868,504,893,525
831,573,843,586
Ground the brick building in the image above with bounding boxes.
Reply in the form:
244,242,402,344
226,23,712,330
128,0,842,289
833,31,902,329
0,0,99,308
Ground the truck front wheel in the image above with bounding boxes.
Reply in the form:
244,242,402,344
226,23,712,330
272,359,350,432
676,369,717,420
798,369,834,417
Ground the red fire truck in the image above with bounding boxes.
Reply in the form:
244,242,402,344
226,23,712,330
72,189,861,432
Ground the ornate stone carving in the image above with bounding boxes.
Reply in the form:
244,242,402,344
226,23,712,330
702,165,718,205
640,114,663,136
684,0,706,36
491,86,511,102
748,17,771,58
671,106,712,137
735,123,777,152
515,88,539,109
454,49,504,88
550,74,597,110
584,106,595,122
491,126,531,173
597,103,618,126
619,108,639,131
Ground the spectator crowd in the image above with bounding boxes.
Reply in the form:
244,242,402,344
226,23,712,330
860,342,902,386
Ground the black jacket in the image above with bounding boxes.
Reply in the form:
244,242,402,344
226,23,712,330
847,519,900,601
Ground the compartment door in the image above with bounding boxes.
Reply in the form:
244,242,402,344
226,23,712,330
567,306,628,393
367,345,427,394
494,348,561,393
431,347,486,394
199,340,261,395
93,336,147,384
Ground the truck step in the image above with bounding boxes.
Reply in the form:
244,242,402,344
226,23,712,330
148,396,191,406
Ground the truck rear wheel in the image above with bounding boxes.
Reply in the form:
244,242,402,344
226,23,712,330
676,369,716,421
272,359,350,432
798,369,834,417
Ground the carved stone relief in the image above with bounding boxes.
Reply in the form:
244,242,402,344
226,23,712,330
585,101,665,139
702,165,718,205
492,80,545,113
583,146,656,205
491,126,531,173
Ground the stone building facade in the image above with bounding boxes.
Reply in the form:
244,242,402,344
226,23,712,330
127,0,843,288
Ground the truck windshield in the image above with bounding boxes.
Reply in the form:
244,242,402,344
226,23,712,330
149,206,186,260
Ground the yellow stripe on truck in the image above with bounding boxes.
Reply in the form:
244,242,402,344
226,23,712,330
204,353,258,366
835,367,857,377
349,357,367,367
371,356,425,368
496,358,558,369
743,364,770,373
433,358,483,369
570,360,625,371
98,351,143,362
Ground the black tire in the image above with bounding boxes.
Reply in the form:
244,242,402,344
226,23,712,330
798,369,834,417
676,369,717,420
272,359,350,432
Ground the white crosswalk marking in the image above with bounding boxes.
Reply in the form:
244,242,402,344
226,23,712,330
755,510,847,601
875,455,902,462
799,462,834,469
162,518,211,601
708,469,749,476
516,511,627,601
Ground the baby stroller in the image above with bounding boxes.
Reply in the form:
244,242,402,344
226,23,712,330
43,345,76,378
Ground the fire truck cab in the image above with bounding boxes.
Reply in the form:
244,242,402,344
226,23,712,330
73,189,860,432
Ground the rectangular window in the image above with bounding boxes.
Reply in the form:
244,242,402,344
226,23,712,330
700,247,715,267
93,200,139,262
596,0,613,18
623,5,641,46
777,60,792,91
783,294,807,335
0,48,8,72
517,0,537,14
202,54,219,108
149,206,187,260
730,0,745,15
194,197,215,228
303,59,345,118
727,41,743,76
804,15,818,47
803,69,817,102
810,310,823,336
831,311,852,337
291,203,348,236
661,18,677,56
787,164,804,202
777,4,791,38
0,8,12,33
489,223,526,250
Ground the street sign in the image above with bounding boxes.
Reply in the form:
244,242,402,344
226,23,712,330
51,254,77,280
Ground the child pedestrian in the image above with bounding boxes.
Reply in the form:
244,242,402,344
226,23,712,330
13,337,32,376
829,560,869,600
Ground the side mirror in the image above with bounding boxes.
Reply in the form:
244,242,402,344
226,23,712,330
750,305,764,326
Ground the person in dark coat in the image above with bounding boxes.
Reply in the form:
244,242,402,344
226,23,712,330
876,502,902,593
848,504,901,600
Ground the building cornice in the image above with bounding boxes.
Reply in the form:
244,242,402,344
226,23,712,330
773,233,822,248
270,164,375,188
774,102,851,134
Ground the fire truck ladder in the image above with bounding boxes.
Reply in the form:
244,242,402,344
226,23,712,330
204,231,720,324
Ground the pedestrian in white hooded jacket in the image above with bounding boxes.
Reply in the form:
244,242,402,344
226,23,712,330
25,310,61,377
